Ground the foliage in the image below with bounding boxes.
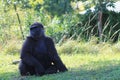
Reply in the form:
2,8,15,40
0,0,120,44
78,1,120,42
42,0,73,16
57,38,120,55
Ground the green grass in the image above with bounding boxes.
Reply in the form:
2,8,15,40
1,40,120,80
1,53,120,80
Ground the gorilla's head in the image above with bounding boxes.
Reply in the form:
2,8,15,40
30,22,45,39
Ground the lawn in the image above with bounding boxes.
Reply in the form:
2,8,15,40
1,52,120,80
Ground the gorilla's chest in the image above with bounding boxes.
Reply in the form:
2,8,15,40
34,40,47,56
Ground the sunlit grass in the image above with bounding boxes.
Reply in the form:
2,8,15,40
1,53,120,80
0,53,19,80
1,40,120,80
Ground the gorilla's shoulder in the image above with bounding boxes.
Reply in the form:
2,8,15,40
45,36,54,42
45,36,54,44
45,36,53,41
23,36,35,45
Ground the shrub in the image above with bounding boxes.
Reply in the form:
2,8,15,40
57,39,100,55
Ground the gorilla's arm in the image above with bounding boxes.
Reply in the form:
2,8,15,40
20,38,45,71
46,37,68,72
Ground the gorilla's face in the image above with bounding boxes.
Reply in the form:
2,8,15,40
30,27,44,39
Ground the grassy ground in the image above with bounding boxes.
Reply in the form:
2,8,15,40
1,53,120,80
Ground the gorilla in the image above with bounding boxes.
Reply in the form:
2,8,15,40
19,22,68,76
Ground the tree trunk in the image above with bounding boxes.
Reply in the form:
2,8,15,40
98,11,102,41
14,4,24,40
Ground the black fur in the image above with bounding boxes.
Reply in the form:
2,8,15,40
19,22,67,76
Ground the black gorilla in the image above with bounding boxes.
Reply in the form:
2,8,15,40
19,22,67,76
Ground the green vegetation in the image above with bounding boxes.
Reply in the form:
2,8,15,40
1,0,120,80
0,0,120,44
1,40,120,80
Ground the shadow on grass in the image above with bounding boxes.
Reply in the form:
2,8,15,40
67,60,120,80
1,60,120,80
0,71,19,80
68,66,120,80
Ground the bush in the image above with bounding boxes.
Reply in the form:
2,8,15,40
57,39,100,55
57,37,120,55
79,8,120,42
112,42,120,53
57,40,78,54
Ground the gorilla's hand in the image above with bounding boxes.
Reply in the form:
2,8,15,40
35,65,45,76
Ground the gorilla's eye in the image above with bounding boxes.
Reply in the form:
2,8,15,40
30,27,38,30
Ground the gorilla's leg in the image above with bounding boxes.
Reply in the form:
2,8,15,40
19,61,28,76
19,61,35,76
45,65,57,74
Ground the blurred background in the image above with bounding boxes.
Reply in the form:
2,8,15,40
1,0,120,80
